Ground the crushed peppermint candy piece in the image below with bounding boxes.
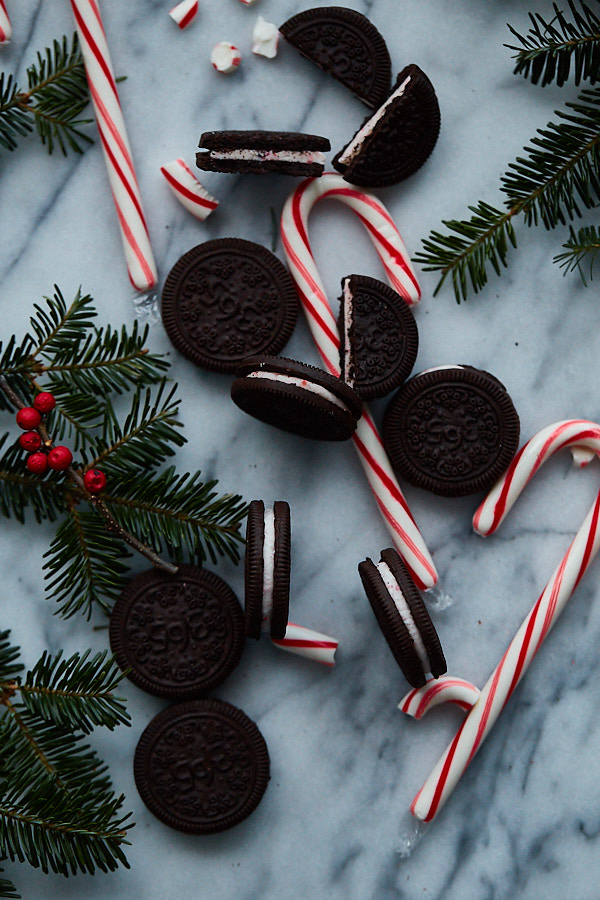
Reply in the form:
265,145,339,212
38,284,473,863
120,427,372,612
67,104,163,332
252,17,279,58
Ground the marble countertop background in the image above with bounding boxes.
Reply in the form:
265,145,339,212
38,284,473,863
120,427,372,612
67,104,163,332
2,1,600,897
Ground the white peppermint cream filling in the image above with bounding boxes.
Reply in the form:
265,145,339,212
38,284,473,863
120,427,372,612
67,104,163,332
338,75,411,166
342,277,354,387
376,560,431,675
419,365,465,375
209,149,325,164
261,507,275,631
247,370,348,410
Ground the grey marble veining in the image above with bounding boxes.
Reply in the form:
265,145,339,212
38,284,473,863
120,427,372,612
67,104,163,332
2,0,600,897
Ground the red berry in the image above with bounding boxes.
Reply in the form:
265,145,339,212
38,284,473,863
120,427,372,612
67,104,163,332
16,407,41,430
47,446,73,471
26,452,48,474
83,468,107,494
33,392,56,413
19,431,42,452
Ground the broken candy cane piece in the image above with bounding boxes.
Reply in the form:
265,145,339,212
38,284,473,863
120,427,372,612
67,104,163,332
239,0,260,5
252,17,279,58
169,0,198,29
281,174,436,590
411,420,600,822
272,623,338,667
160,159,219,221
211,42,242,74
0,1,11,44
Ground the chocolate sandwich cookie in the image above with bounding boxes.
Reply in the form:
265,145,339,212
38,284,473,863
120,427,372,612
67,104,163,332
109,566,245,699
333,65,441,187
383,365,521,497
245,500,291,640
279,7,391,108
134,698,270,834
338,274,419,400
161,238,298,373
196,131,331,177
358,548,446,688
231,355,363,441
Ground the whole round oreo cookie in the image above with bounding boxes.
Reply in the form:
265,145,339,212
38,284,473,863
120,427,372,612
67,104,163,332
231,355,363,441
161,238,298,373
338,274,419,400
134,698,270,834
333,65,441,187
245,499,291,640
358,548,446,688
383,365,520,497
279,7,392,108
109,566,245,699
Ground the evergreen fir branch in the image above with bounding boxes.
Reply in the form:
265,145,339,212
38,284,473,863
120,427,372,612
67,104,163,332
415,87,600,301
104,468,248,565
28,286,96,362
554,222,600,280
43,509,131,619
0,435,69,524
18,651,129,736
501,87,600,227
27,35,92,155
0,870,19,899
85,383,184,475
414,201,518,301
0,34,91,155
0,632,23,685
507,1,600,87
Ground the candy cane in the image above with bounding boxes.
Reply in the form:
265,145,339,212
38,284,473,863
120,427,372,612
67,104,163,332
70,0,157,291
160,159,219,221
281,174,437,589
169,0,198,29
0,1,11,44
405,420,600,822
271,623,338,667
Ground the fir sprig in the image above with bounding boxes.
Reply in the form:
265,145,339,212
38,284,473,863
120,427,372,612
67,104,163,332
554,222,600,279
415,87,600,301
507,0,600,86
0,34,91,155
0,288,247,617
0,631,131,889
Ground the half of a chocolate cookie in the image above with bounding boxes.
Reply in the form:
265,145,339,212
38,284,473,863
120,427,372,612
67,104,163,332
383,365,521,497
231,355,363,441
338,274,419,400
280,7,391,108
333,65,441,187
134,699,270,833
359,548,446,688
245,499,291,640
161,238,298,373
196,131,330,177
109,566,245,699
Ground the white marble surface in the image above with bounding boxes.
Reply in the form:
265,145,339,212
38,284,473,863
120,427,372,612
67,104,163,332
2,0,600,897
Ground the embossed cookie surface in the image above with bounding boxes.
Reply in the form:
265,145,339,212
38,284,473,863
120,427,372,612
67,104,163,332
338,274,418,400
134,699,270,833
109,566,245,699
280,7,392,108
383,366,520,497
161,238,298,373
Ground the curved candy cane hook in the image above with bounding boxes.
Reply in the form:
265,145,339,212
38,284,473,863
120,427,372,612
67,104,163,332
404,420,600,822
0,1,11,44
281,174,437,590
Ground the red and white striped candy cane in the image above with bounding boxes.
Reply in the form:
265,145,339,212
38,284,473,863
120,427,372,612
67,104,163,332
0,1,11,44
160,159,219,221
409,420,600,822
70,0,157,291
271,623,338,667
281,174,437,589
